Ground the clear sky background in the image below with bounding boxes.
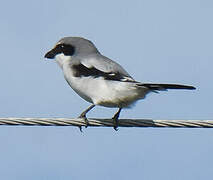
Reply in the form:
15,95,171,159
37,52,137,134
0,0,213,179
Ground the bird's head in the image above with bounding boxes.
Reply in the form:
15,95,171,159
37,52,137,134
44,37,99,61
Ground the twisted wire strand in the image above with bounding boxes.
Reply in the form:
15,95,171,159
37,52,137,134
0,117,212,128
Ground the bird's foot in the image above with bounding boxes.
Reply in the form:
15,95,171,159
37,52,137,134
78,126,83,132
78,113,89,130
112,114,119,131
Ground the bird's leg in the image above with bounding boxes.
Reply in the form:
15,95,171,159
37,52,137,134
78,104,95,131
112,108,122,131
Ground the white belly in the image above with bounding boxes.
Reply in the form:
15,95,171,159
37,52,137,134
65,73,148,108
60,59,149,108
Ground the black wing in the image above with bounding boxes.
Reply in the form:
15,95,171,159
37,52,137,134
72,63,135,82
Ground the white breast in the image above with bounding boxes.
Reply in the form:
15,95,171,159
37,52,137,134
64,67,148,107
56,54,149,108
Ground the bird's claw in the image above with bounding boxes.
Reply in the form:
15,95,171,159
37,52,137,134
78,126,83,132
113,125,119,131
112,117,119,131
78,114,89,131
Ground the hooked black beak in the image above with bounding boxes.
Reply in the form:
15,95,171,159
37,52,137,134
44,49,55,59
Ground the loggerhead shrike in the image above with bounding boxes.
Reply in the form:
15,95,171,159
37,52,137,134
44,37,196,131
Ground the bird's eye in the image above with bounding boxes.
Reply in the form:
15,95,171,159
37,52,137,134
57,43,75,56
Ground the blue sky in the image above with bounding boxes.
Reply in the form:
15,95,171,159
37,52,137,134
0,0,213,179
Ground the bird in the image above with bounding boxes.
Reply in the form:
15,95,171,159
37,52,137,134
44,37,196,131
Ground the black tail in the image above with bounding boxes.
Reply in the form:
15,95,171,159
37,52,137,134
140,83,196,91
